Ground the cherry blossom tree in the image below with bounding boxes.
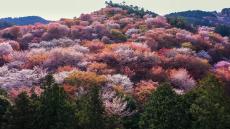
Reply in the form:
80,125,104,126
101,90,134,117
0,42,13,56
168,68,196,92
42,23,70,40
106,74,134,93
0,66,47,89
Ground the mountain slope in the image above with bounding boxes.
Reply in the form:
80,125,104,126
166,8,230,26
0,20,14,29
0,16,49,26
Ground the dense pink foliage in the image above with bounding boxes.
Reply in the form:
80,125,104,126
9,86,43,98
0,6,229,99
168,68,196,92
214,61,230,83
42,23,70,40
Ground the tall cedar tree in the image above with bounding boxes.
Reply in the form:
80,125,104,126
139,83,190,129
188,74,230,129
75,85,105,129
0,94,10,129
34,74,75,129
5,93,35,129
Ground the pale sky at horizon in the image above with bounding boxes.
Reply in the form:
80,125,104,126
0,0,229,20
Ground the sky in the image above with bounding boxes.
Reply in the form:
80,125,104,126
0,0,229,20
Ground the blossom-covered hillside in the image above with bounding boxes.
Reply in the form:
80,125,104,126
0,4,229,91
0,2,230,129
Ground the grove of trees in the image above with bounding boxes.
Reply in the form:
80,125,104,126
0,1,230,129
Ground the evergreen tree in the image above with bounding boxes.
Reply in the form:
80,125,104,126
215,25,230,37
0,88,7,97
40,74,56,89
139,83,190,129
75,85,105,129
34,75,75,129
167,16,197,32
5,92,35,129
105,0,157,17
122,113,140,129
188,74,230,129
122,96,139,129
0,94,10,129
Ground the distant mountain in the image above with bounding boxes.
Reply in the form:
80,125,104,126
0,20,14,29
221,8,230,17
0,16,49,26
166,8,230,27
